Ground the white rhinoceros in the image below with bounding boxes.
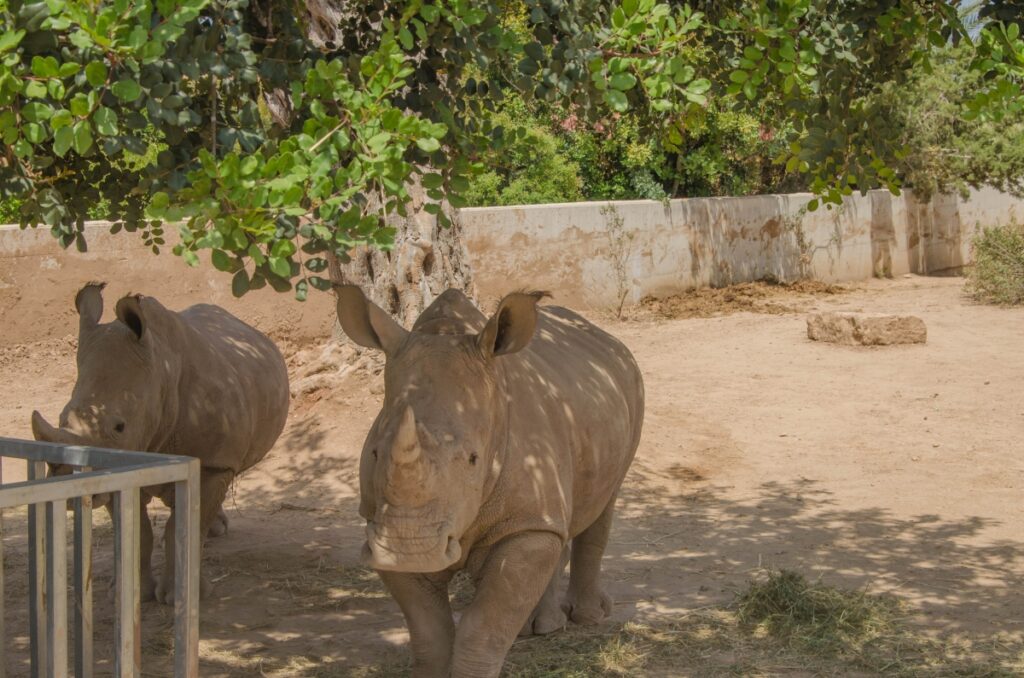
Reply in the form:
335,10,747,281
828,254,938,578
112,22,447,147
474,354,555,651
31,282,289,603
335,285,644,678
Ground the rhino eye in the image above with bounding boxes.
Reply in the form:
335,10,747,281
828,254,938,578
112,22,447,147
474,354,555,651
371,448,378,460
468,453,478,466
114,421,126,433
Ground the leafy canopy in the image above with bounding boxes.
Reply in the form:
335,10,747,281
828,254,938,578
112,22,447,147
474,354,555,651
0,0,1016,297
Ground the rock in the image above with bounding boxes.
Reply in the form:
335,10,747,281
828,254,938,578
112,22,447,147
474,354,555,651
806,312,927,346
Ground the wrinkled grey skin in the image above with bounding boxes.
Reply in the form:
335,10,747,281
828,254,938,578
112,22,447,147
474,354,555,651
336,285,644,678
32,282,289,604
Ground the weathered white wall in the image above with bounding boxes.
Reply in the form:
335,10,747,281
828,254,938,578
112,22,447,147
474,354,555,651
460,187,1024,309
2,188,1021,330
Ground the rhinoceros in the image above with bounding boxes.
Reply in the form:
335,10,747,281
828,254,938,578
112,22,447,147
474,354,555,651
335,285,644,678
31,282,289,603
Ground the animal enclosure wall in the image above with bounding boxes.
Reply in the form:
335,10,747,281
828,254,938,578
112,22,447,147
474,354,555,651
460,188,1024,308
2,188,1022,328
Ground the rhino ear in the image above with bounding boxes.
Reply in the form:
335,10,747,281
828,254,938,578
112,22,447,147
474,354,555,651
334,284,408,354
477,291,548,358
114,295,146,341
75,282,105,332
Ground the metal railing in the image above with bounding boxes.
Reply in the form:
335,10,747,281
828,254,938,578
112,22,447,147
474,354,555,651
0,437,200,677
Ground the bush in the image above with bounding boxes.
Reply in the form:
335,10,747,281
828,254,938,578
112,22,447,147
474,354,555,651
967,222,1024,305
463,99,583,207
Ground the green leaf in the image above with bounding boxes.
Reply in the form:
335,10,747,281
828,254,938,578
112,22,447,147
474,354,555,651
24,81,47,98
398,27,413,50
609,72,637,91
58,63,80,78
421,173,444,189
622,0,638,17
24,122,45,144
0,29,26,53
53,125,73,157
31,55,59,77
93,107,118,136
182,250,199,266
21,102,53,122
416,136,440,153
606,89,629,112
211,249,234,272
85,61,108,87
72,121,93,154
69,94,90,117
419,4,439,22
271,239,296,257
231,269,250,297
729,70,748,83
295,278,308,301
111,79,142,102
268,256,291,277
688,79,711,94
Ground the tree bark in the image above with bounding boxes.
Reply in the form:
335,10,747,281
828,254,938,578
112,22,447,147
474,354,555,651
326,179,477,335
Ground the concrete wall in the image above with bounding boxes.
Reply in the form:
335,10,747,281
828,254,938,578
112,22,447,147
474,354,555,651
460,187,1024,309
2,188,1021,339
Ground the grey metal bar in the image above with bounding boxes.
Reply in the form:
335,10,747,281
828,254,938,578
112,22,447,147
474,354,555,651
73,489,93,678
0,438,179,468
0,455,5,678
45,502,68,678
0,463,190,509
114,491,140,678
173,460,201,678
29,461,48,678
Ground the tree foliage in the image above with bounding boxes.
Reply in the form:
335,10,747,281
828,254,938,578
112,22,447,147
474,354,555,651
0,0,1019,297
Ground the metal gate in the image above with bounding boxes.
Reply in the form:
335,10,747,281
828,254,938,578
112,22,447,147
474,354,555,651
0,437,200,677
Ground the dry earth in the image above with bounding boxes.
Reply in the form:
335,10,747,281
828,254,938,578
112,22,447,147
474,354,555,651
1,275,1022,676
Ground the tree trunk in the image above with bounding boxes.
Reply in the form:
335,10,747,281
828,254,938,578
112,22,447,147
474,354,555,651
291,179,475,396
326,179,477,333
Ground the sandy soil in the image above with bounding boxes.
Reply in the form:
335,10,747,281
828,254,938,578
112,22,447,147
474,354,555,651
1,275,1022,676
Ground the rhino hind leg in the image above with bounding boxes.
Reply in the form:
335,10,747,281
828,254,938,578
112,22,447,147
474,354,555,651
519,544,569,637
155,468,234,605
207,505,229,538
563,493,618,626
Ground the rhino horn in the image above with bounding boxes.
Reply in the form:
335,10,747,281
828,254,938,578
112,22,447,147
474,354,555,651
31,410,85,446
391,405,421,466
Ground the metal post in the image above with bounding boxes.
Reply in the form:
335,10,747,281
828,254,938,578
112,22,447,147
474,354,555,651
0,455,5,678
113,491,140,678
174,460,200,678
72,489,93,678
45,502,68,678
28,460,48,678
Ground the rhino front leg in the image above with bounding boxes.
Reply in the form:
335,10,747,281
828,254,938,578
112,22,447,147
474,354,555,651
156,468,233,605
378,570,455,678
519,544,569,637
207,505,229,538
564,492,618,625
104,492,157,602
453,532,563,678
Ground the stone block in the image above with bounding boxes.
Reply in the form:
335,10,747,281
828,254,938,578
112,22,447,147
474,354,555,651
807,312,927,346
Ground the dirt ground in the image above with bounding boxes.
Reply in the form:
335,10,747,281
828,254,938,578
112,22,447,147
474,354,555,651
1,275,1022,676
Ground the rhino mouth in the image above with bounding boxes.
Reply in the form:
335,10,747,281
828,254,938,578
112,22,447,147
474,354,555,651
362,516,462,573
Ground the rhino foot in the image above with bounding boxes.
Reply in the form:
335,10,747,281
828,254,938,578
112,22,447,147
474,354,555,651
563,589,612,626
107,574,157,604
156,574,212,606
519,604,567,637
207,507,229,538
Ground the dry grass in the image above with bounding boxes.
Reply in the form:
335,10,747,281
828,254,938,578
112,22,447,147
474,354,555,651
966,222,1024,305
628,279,849,321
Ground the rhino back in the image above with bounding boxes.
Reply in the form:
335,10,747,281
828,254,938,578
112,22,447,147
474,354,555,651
494,305,644,541
167,304,290,473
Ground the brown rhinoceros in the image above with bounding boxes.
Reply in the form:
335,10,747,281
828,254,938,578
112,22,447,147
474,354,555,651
335,285,644,678
31,282,289,603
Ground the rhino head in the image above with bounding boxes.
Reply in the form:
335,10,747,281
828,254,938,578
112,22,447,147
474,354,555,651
336,285,545,573
31,283,175,493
